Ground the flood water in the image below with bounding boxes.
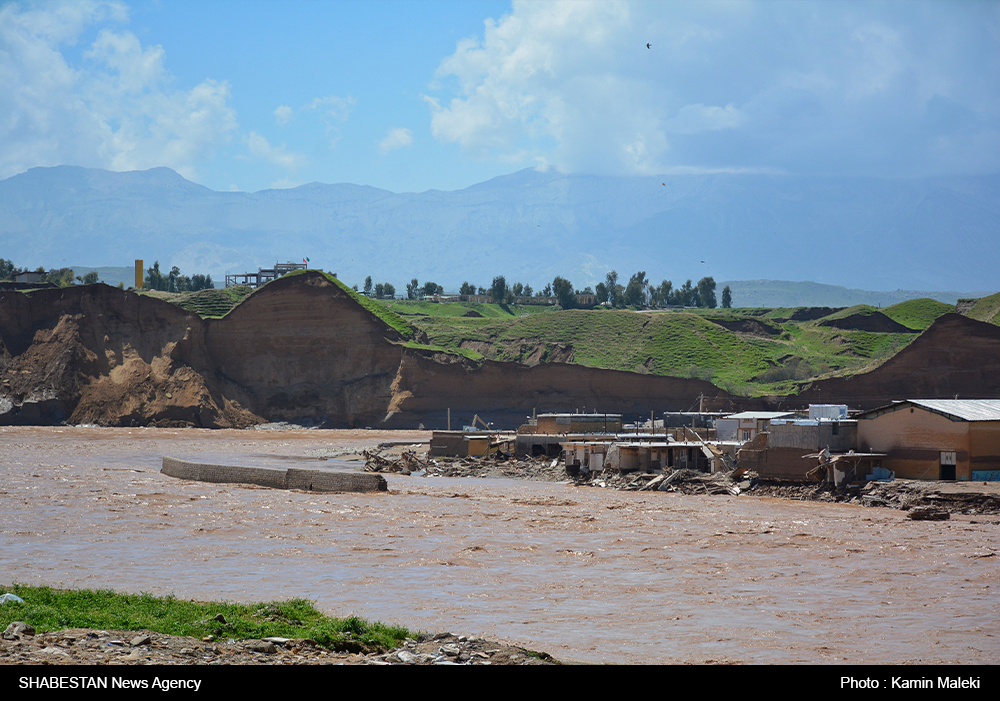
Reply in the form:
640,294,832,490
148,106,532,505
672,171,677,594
1,426,997,664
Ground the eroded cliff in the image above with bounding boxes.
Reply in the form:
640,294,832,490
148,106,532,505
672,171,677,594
2,276,999,428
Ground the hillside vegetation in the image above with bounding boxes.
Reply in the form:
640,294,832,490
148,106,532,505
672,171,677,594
146,280,991,398
381,298,959,396
140,286,254,318
958,291,1000,326
881,298,955,330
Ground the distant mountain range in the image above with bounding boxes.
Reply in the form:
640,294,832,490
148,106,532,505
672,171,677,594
719,280,993,308
2,165,998,295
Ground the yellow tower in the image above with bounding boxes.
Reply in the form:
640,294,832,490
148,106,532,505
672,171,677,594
134,259,143,289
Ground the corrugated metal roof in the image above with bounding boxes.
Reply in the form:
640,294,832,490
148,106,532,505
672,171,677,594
908,399,1000,422
723,411,796,420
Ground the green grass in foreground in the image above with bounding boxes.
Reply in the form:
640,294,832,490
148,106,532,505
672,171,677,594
0,584,411,652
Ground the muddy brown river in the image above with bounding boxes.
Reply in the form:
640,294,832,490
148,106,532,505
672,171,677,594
1,426,996,664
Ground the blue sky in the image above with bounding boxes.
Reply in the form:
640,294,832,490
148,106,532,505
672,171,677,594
2,0,998,193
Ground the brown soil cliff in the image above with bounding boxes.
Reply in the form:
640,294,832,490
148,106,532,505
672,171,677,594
799,313,1000,408
2,278,999,428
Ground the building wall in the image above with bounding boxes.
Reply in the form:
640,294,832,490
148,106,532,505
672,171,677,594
858,407,972,480
748,423,857,480
534,415,622,434
755,446,823,480
768,422,856,452
968,423,1000,478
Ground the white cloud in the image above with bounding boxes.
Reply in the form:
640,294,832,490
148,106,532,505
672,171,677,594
304,95,355,122
378,127,414,155
426,0,1000,177
0,0,237,181
271,94,355,147
246,132,307,171
274,105,293,125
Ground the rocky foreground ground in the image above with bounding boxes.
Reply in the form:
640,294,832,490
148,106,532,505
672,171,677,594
0,625,557,666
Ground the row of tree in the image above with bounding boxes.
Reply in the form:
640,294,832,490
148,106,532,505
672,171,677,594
360,270,731,309
597,271,732,309
1,258,218,294
362,277,396,299
0,258,99,287
144,262,214,292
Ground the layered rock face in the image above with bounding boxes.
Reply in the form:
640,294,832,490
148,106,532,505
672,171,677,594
2,276,999,429
383,351,725,428
0,273,404,427
204,273,405,425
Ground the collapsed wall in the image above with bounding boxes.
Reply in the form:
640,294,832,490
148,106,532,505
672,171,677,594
161,456,387,492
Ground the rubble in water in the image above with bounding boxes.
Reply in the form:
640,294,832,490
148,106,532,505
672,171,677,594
363,449,567,481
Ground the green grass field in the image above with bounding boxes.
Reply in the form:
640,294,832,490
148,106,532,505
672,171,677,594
403,304,926,395
0,584,410,652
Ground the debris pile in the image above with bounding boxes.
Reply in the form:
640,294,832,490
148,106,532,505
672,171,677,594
425,455,566,481
365,632,555,665
356,446,1000,517
580,468,743,495
859,480,1000,515
362,450,568,482
906,505,950,521
361,448,427,474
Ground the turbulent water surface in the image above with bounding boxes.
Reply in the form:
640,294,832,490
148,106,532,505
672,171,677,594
1,427,997,664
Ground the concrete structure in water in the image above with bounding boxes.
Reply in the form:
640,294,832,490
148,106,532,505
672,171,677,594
856,399,1000,481
161,456,387,492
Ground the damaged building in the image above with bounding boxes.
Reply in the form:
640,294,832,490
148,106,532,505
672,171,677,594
734,405,886,484
856,399,1000,481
